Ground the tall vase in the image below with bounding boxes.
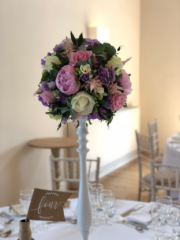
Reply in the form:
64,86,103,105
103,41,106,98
77,116,92,240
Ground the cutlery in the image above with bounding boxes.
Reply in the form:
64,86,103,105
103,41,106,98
0,229,14,238
71,219,77,224
118,216,149,230
1,213,13,223
117,220,144,232
0,214,11,225
120,203,145,217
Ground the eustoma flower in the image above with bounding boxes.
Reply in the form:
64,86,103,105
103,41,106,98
111,93,127,112
69,50,92,66
43,55,61,72
106,56,123,75
56,65,80,95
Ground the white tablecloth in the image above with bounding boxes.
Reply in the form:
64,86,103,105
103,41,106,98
0,200,158,240
163,134,180,200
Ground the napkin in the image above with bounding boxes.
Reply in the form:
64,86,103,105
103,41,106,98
127,203,151,225
63,198,78,220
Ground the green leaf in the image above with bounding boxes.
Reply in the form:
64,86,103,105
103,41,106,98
98,110,106,120
103,43,116,58
87,56,91,66
116,73,122,80
101,100,107,108
70,107,75,120
92,43,105,54
41,71,49,82
128,74,131,77
117,46,121,51
78,33,83,47
57,121,62,130
76,61,88,68
71,31,77,45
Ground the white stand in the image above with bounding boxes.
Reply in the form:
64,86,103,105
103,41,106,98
77,116,92,240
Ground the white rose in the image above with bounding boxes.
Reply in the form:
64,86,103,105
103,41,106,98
44,56,61,72
94,86,104,94
80,64,91,74
107,56,123,75
71,91,95,115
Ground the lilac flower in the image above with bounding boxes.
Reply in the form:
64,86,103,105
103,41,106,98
41,81,49,91
85,38,99,50
57,93,71,104
80,73,90,82
47,52,51,56
108,68,115,83
41,59,45,66
47,81,56,89
53,43,63,52
61,117,68,124
104,95,113,109
89,108,106,120
38,95,49,107
97,66,110,86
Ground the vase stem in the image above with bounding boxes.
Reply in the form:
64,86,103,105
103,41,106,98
77,116,92,240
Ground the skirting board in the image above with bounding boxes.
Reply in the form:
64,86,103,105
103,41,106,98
90,150,137,180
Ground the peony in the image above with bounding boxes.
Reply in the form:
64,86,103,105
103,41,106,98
119,69,132,95
40,91,57,104
56,65,80,95
71,91,95,115
106,56,123,75
80,64,91,74
44,56,61,72
69,50,92,66
111,93,127,112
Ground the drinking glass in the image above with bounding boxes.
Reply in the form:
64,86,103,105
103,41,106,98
151,201,164,240
107,192,117,218
171,207,180,239
89,189,99,226
19,189,37,232
99,190,113,225
89,183,103,209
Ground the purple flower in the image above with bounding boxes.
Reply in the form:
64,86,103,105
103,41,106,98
48,81,56,89
108,68,115,83
104,95,113,109
85,38,99,50
53,43,63,52
97,66,110,86
47,52,51,56
41,81,49,91
89,108,106,120
61,117,68,124
41,59,46,66
57,93,71,104
38,95,49,107
80,73,90,82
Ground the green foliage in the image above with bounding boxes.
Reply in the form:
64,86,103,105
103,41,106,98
76,61,88,68
117,46,121,51
78,33,83,47
49,69,59,81
70,31,77,45
116,73,122,81
41,71,49,82
92,43,105,54
103,43,116,58
70,107,75,120
57,121,62,130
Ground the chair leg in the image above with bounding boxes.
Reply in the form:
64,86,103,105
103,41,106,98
148,191,151,202
138,185,141,201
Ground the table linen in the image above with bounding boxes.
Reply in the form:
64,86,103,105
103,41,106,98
0,200,163,240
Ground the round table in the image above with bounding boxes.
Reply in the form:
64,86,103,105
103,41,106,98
163,134,180,199
1,200,158,240
28,137,78,189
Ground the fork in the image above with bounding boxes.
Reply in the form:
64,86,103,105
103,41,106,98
1,213,13,223
0,229,14,238
0,213,12,224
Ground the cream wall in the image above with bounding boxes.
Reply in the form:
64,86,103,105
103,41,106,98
0,0,140,207
140,0,180,152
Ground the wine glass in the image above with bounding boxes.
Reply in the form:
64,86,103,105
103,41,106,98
89,183,103,209
107,192,117,218
89,188,99,226
99,190,113,225
19,189,37,232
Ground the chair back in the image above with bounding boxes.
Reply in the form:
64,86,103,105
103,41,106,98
50,157,100,191
151,163,180,201
148,119,160,157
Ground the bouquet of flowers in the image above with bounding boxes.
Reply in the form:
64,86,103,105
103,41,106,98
35,32,132,129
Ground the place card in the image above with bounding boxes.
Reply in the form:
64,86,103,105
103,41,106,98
26,188,71,221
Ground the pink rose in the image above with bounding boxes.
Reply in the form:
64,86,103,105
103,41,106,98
40,91,57,103
56,65,80,95
69,50,92,66
119,69,132,95
111,93,127,112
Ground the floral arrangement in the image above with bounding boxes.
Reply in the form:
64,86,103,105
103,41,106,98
35,32,132,129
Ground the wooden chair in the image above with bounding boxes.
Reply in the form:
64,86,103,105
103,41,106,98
49,156,100,192
148,119,162,164
136,131,180,201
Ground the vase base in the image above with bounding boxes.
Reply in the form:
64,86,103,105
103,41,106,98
80,230,89,240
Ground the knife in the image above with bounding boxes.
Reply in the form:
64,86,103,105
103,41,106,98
120,203,145,217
